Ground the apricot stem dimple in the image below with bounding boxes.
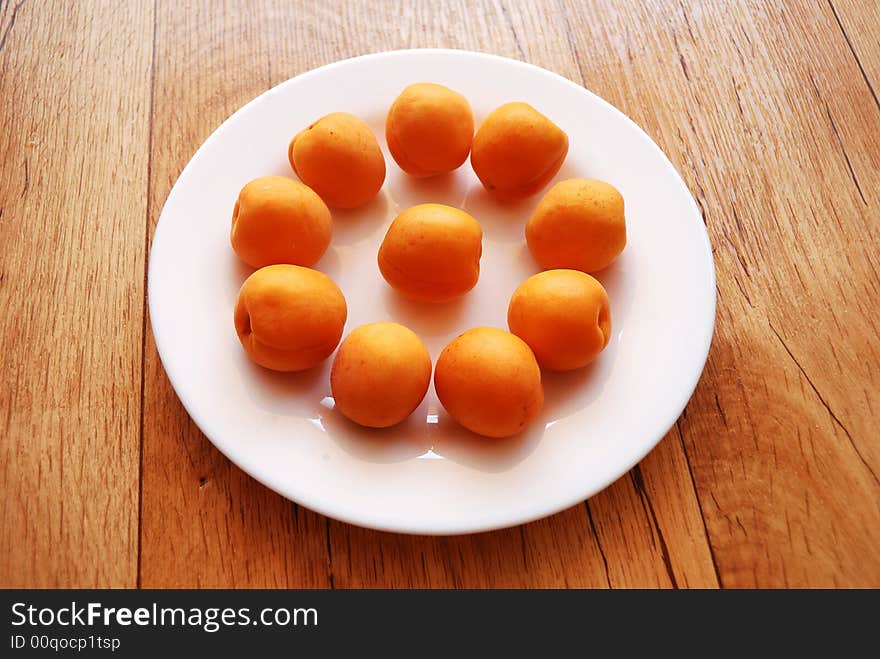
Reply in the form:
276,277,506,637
231,199,240,227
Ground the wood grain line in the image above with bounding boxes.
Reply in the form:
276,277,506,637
584,502,612,588
671,32,691,82
769,323,879,489
136,0,159,590
822,103,867,206
827,0,880,113
630,466,678,588
675,420,723,588
499,2,525,60
324,519,335,590
0,0,26,54
555,0,588,88
806,72,869,207
677,0,695,42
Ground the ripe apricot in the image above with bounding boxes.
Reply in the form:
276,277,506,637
234,264,347,372
434,327,543,438
470,102,568,200
288,112,385,209
330,322,432,428
526,178,626,272
507,269,611,371
230,176,332,269
386,83,474,177
378,203,482,302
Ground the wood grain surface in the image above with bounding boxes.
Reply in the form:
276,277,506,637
1,0,878,588
0,0,153,587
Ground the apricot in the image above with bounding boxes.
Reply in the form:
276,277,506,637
330,322,432,428
234,264,347,372
434,327,543,438
386,83,474,177
378,203,482,302
288,112,385,209
507,269,611,371
526,178,626,272
230,176,332,269
470,102,568,200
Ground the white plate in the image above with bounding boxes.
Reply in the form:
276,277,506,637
149,49,715,534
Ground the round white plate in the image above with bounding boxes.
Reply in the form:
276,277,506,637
149,49,715,534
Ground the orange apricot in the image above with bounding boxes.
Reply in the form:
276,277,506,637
230,176,332,269
378,203,482,302
507,269,611,371
434,327,543,438
526,178,626,272
288,112,385,209
470,102,568,200
330,322,432,428
386,82,474,177
234,264,347,372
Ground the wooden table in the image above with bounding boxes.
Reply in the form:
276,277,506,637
2,0,878,589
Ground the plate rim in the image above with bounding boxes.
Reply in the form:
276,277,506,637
148,48,717,535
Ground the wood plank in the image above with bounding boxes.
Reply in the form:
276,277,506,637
0,0,153,587
559,0,880,586
140,0,334,588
